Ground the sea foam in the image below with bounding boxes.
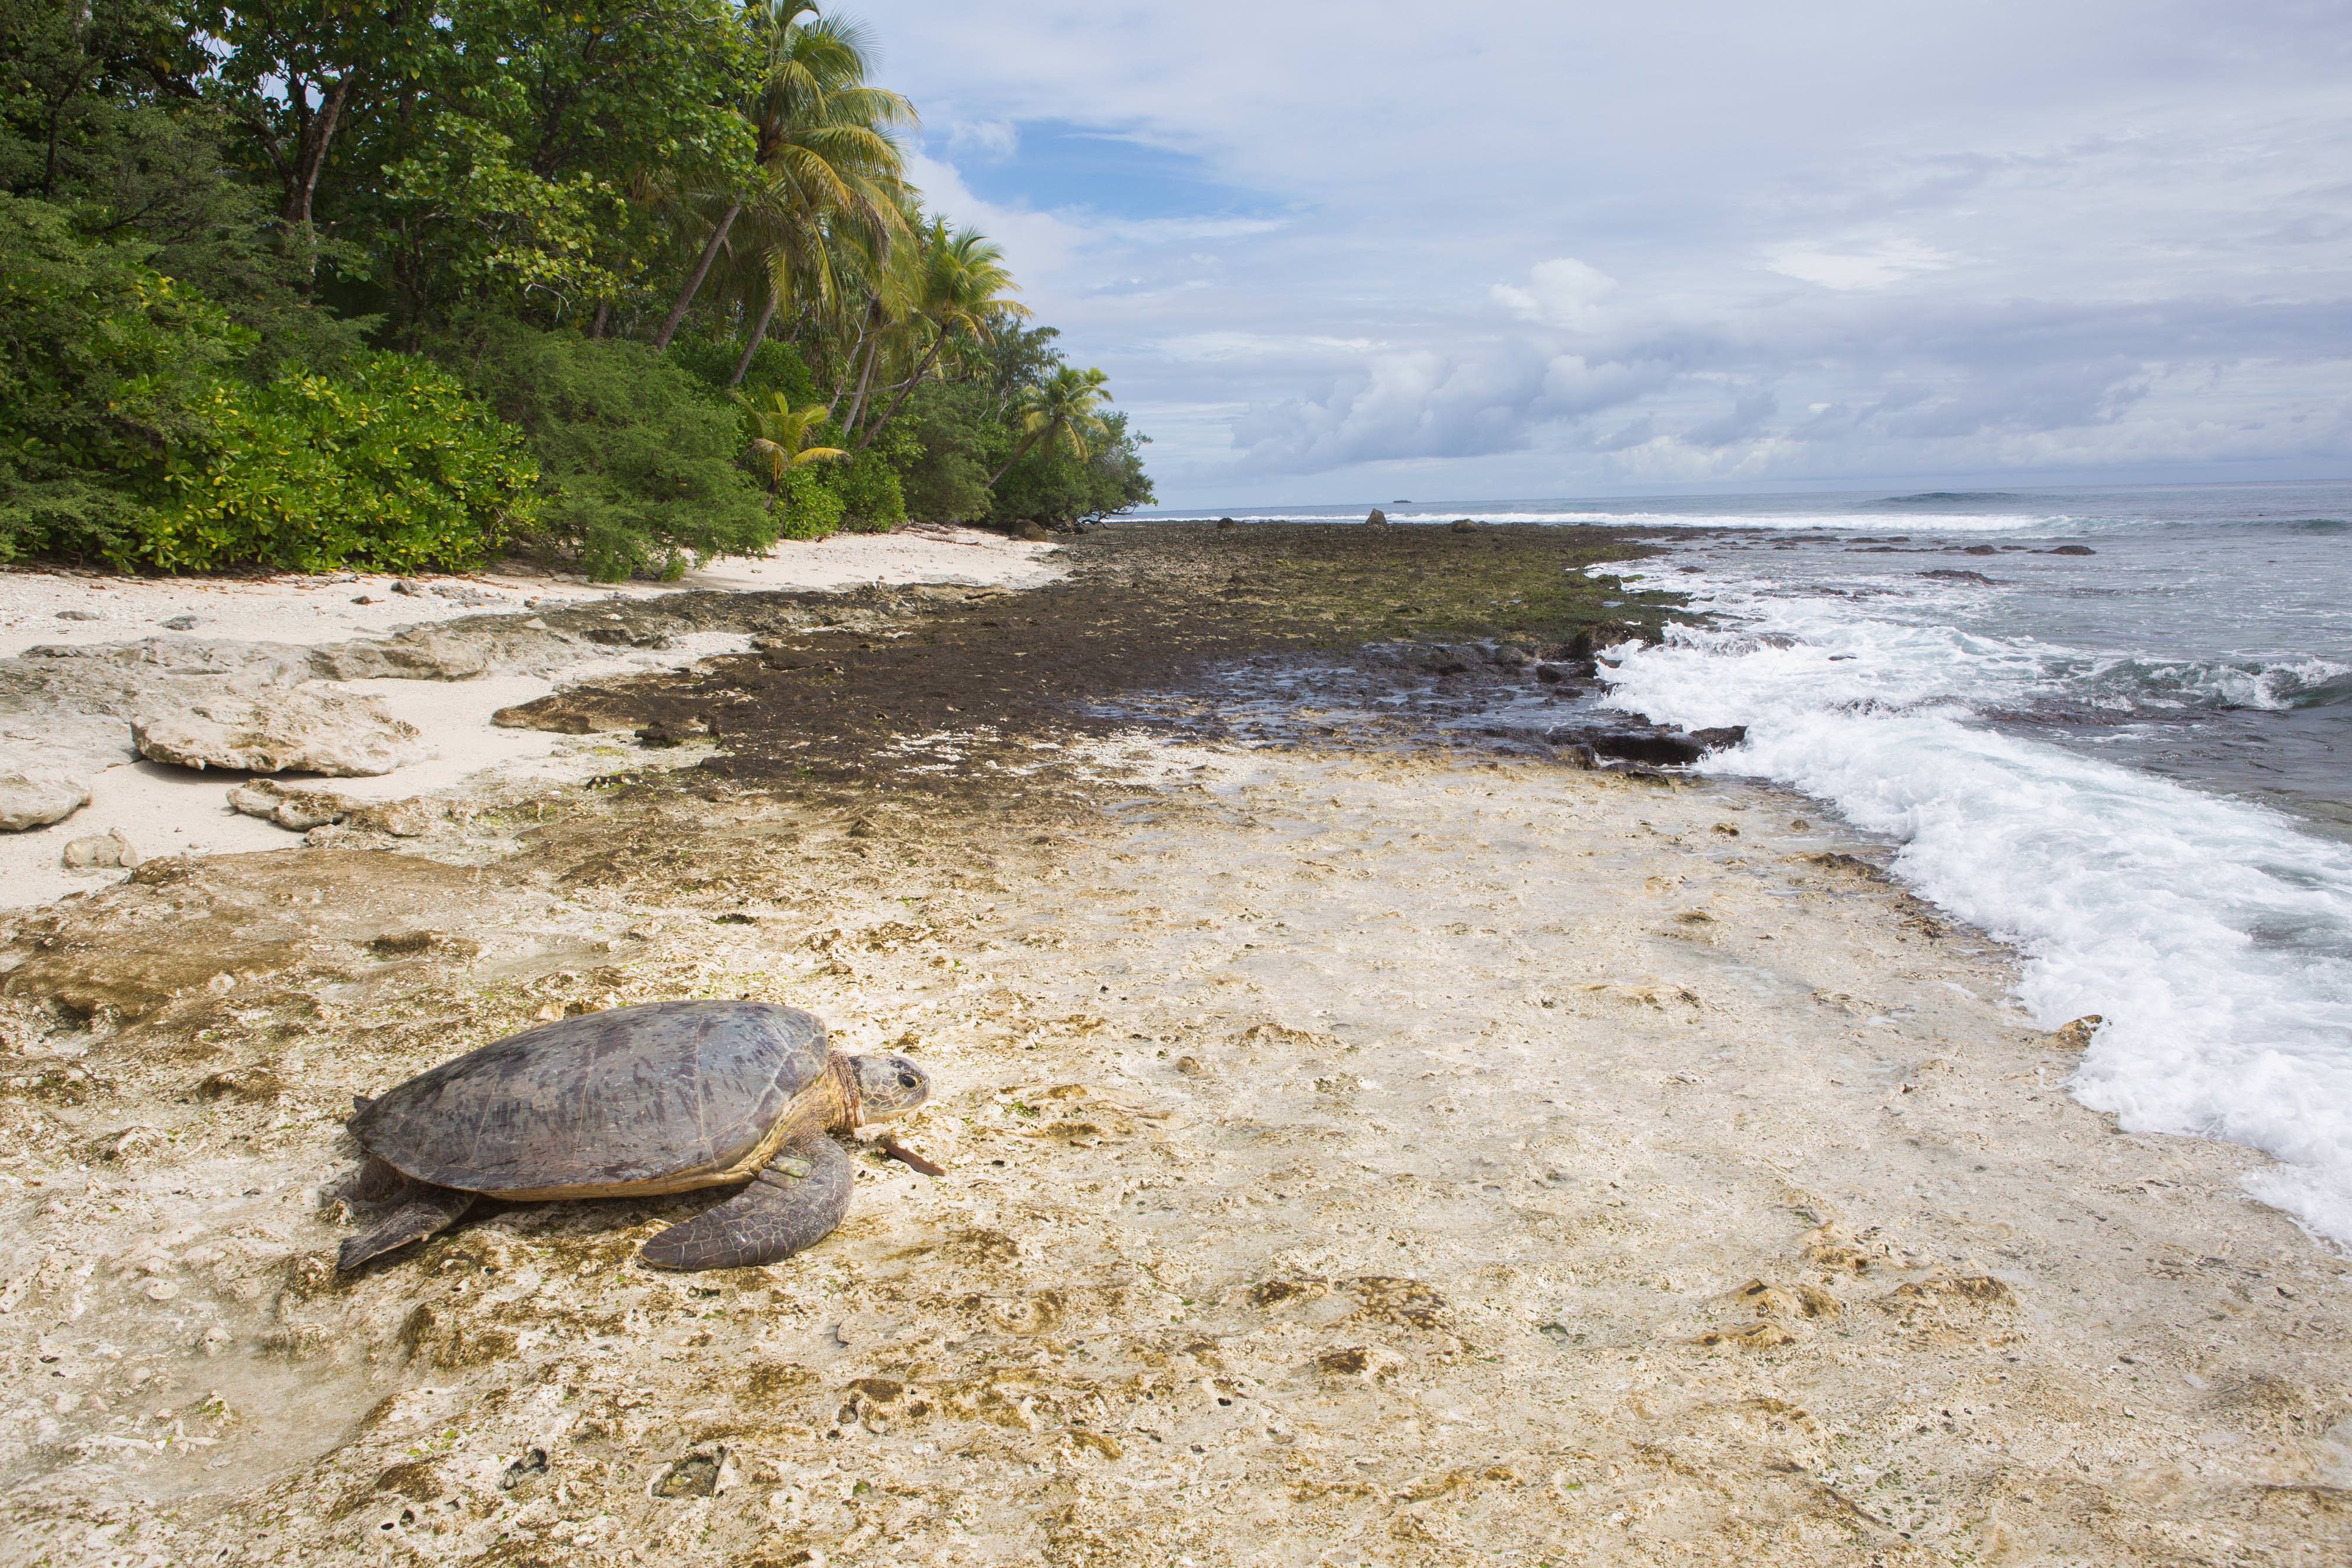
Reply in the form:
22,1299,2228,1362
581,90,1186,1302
1605,572,2352,1245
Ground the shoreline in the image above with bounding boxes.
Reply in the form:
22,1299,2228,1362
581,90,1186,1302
0,525,2344,1563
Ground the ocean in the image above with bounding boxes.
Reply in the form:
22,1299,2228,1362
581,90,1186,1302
1142,483,2352,1245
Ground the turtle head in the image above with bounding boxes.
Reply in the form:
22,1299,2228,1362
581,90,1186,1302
843,1054,931,1125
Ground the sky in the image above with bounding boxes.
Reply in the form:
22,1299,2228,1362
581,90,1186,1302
866,1,2352,509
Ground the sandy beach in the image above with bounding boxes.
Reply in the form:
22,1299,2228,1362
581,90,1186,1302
0,527,1063,911
0,525,2344,1565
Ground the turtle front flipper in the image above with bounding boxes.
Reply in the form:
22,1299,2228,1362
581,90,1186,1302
338,1183,476,1271
639,1135,854,1272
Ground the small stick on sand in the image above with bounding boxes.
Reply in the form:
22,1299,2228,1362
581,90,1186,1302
881,1138,944,1176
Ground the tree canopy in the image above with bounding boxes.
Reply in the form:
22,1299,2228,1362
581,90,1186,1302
0,0,1152,576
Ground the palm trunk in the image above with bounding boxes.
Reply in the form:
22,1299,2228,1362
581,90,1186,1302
988,420,1053,487
824,329,864,415
852,341,940,450
653,198,743,352
729,293,779,386
841,339,881,436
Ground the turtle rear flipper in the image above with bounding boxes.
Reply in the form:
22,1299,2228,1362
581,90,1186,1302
339,1184,476,1271
639,1135,853,1272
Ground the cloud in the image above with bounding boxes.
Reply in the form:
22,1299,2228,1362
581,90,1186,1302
943,119,1020,161
1492,259,1619,331
1765,238,1957,290
866,2,2352,503
1230,349,1552,473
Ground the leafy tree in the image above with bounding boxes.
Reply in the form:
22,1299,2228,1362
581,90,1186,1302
146,352,539,571
0,191,244,561
991,364,1114,485
896,379,995,523
848,218,1024,449
989,409,1153,527
0,0,1150,573
451,320,770,579
654,0,910,353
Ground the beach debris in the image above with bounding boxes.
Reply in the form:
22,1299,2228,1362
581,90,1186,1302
135,685,426,775
880,1136,944,1175
2047,1014,2104,1050
500,1448,550,1493
653,1449,727,1499
197,1065,284,1102
1696,1322,1798,1350
336,1001,932,1273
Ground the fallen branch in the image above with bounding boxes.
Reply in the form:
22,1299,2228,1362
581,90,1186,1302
880,1138,944,1176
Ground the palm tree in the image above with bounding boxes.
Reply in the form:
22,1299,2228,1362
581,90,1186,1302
850,219,1028,450
655,2,913,353
990,365,1114,485
741,393,847,509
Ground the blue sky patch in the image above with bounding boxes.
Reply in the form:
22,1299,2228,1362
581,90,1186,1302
946,120,1269,221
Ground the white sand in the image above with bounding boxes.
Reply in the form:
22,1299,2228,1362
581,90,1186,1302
0,524,1058,660
2,529,1062,908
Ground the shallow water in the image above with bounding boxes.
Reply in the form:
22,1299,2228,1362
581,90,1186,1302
1151,484,2352,1243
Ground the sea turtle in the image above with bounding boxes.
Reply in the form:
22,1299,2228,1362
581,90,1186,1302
336,1001,930,1272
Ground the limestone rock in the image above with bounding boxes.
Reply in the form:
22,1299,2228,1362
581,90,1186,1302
308,628,489,681
0,714,136,831
2048,1015,2104,1050
228,777,440,836
134,686,425,776
0,770,91,831
61,827,138,870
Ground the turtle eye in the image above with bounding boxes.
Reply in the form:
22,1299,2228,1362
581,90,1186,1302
896,1070,919,1089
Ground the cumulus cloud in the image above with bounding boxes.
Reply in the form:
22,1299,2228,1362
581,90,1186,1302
1492,259,1619,331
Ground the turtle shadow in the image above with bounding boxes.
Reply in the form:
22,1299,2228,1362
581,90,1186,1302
332,1186,744,1276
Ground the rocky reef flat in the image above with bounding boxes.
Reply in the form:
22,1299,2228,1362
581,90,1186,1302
0,524,2344,1565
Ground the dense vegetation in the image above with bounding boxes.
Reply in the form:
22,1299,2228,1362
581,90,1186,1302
0,0,1152,578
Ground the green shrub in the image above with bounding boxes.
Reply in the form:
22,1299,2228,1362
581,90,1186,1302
774,464,846,540
450,322,771,580
896,380,995,523
987,410,1155,528
0,193,246,564
670,333,819,409
148,355,540,573
2,196,527,572
830,447,907,533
